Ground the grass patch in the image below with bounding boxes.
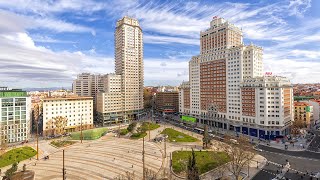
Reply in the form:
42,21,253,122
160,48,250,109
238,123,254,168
0,147,37,168
50,140,76,148
130,132,147,139
141,122,160,131
120,129,129,135
70,127,108,140
161,128,198,142
172,151,230,175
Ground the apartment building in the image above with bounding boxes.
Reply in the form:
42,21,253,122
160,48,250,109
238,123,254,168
42,96,93,136
96,74,123,125
115,16,144,120
294,102,314,127
155,92,179,115
179,17,294,139
72,73,104,106
0,87,31,144
302,100,320,123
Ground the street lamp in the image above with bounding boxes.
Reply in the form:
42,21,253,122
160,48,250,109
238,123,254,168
142,137,145,180
80,114,83,143
36,104,40,160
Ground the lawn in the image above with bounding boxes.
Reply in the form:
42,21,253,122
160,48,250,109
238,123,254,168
161,128,198,142
50,140,76,148
172,151,230,175
70,127,108,140
141,122,160,131
120,129,129,135
0,147,37,168
130,132,147,139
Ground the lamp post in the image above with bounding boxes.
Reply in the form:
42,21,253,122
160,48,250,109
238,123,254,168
36,104,40,160
80,114,83,143
142,137,145,180
62,149,66,180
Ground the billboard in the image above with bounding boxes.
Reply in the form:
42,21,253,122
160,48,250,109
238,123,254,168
306,106,311,112
181,116,196,123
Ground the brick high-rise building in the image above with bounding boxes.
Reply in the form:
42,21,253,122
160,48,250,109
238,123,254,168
179,17,294,139
155,92,179,115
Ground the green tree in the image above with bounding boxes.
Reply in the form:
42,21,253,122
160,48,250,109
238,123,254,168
5,162,18,179
144,88,153,109
187,149,200,180
202,125,210,149
127,122,137,133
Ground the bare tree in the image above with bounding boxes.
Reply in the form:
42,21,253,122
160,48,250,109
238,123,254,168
113,171,135,180
45,119,55,136
145,168,157,180
221,135,255,180
53,116,68,136
0,127,7,157
203,125,210,149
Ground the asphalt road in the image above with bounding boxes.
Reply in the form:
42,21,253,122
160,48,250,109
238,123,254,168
308,130,320,152
257,144,320,159
155,115,320,179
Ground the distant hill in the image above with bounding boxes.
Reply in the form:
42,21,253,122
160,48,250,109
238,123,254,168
22,87,72,92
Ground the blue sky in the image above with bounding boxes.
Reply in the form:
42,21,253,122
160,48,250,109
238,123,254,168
0,0,319,88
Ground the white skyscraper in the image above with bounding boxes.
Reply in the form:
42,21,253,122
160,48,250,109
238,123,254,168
115,16,144,120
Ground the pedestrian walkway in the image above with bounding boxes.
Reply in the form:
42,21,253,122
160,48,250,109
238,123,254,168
1,134,163,180
207,126,311,152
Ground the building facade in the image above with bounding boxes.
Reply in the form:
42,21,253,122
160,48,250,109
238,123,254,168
0,87,31,144
42,97,93,136
303,100,320,123
96,74,123,125
72,73,104,107
179,17,294,139
155,92,179,115
294,102,314,127
115,16,144,120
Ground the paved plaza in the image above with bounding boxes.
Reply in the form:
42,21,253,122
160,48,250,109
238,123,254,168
8,134,163,180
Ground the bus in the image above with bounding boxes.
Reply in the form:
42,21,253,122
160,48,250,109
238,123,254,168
194,128,204,134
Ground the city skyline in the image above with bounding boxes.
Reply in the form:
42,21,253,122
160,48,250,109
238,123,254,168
0,0,319,88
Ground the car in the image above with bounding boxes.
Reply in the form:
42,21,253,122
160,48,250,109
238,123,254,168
254,148,263,152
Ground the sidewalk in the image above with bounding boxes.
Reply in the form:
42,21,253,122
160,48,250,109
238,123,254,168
200,154,267,180
206,126,311,152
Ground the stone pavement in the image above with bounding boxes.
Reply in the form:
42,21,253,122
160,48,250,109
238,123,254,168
1,133,163,180
200,154,267,180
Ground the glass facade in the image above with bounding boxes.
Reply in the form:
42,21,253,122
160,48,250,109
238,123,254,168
0,97,28,143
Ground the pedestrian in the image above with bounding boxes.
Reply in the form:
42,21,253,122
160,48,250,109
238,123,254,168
132,165,133,168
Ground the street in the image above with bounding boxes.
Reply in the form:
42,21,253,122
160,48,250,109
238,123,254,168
154,114,320,180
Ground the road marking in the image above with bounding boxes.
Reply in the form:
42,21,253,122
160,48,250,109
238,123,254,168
262,150,320,162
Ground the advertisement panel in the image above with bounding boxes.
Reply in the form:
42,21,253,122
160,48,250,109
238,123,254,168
181,115,196,123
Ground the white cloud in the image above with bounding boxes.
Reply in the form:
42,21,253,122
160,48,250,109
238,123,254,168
0,10,95,34
144,35,199,45
31,35,75,43
290,49,320,59
0,0,107,15
264,58,320,84
288,0,312,17
0,32,113,88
